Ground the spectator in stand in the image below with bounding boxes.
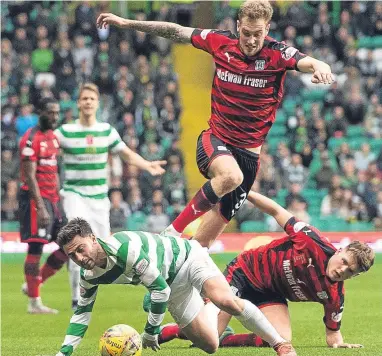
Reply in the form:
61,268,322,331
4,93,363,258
354,143,376,172
312,10,333,48
258,154,281,198
300,143,313,168
287,198,311,223
146,203,170,233
126,186,143,214
109,189,131,232
71,35,93,74
341,158,358,190
284,153,308,189
73,1,97,41
327,106,348,137
336,142,353,170
359,50,378,78
15,104,38,138
284,71,305,100
344,89,366,125
1,179,19,221
365,103,382,139
285,183,306,208
146,189,169,215
371,1,382,35
1,149,18,193
323,81,345,111
315,151,335,190
321,187,343,217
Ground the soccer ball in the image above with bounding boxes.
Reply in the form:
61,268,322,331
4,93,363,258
99,324,142,356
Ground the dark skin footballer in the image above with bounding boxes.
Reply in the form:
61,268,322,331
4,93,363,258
22,102,60,228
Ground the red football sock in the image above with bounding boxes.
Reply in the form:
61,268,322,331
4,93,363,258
24,254,42,298
40,248,68,283
172,181,220,233
220,334,269,347
159,324,182,344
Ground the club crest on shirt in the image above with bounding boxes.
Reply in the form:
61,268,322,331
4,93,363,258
86,135,94,145
293,253,307,266
255,60,265,70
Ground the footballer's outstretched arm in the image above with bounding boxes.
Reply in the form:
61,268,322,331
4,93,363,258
247,191,293,229
56,280,99,356
297,56,334,85
133,252,171,351
97,13,194,43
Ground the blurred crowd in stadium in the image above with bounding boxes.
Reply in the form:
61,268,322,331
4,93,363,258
1,1,381,233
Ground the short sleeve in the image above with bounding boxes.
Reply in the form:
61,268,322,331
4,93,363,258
191,29,235,55
108,126,126,153
20,131,39,162
54,127,66,148
284,217,336,255
278,44,306,71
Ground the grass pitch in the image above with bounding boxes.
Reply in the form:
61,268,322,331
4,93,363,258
2,253,382,356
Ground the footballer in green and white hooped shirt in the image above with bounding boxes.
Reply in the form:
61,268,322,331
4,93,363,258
55,218,292,356
54,83,166,310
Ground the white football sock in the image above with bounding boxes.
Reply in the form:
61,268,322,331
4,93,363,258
234,299,285,347
68,259,80,301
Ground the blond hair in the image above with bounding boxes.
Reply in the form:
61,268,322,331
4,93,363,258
345,241,375,272
79,83,100,99
238,0,273,23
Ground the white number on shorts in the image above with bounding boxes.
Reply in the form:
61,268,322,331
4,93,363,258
231,193,247,218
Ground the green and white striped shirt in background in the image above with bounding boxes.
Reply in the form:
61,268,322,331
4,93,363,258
59,231,192,356
54,121,126,199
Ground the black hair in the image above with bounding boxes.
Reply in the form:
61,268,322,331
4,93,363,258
57,218,94,248
38,97,58,112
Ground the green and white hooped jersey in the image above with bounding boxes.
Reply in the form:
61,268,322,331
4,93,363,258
54,121,126,199
59,231,192,356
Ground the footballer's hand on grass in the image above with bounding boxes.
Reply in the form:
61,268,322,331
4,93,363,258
97,13,127,29
332,343,364,349
146,160,167,176
311,65,334,85
142,332,160,351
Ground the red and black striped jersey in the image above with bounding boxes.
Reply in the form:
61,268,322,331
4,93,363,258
20,127,60,202
191,29,306,148
237,217,344,331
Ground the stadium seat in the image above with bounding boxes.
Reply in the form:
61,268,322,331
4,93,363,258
310,218,330,231
327,219,350,232
347,125,365,138
357,37,374,49
240,220,267,233
349,222,375,232
328,137,347,150
126,212,147,231
370,139,382,153
372,36,382,48
1,221,20,232
301,89,327,101
268,125,287,136
282,98,297,116
348,137,368,151
276,109,287,123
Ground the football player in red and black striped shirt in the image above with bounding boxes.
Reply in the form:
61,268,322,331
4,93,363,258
97,1,334,246
158,192,374,350
218,191,374,350
19,98,68,314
